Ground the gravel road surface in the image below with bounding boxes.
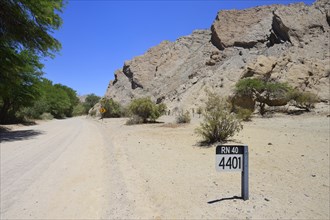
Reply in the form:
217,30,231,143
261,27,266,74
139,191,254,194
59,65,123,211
0,117,135,219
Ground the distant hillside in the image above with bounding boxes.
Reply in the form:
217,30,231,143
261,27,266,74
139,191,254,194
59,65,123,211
102,0,329,114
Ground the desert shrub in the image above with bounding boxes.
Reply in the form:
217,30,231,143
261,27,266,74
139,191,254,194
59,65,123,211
236,108,253,121
125,115,144,125
287,90,318,111
196,106,203,118
128,97,166,123
120,106,130,117
176,111,191,124
101,98,122,118
72,103,86,116
40,112,54,120
196,92,242,144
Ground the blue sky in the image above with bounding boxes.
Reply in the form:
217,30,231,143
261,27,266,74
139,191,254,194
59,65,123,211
43,0,314,97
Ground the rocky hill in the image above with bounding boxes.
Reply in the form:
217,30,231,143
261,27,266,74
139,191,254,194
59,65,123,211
103,0,329,114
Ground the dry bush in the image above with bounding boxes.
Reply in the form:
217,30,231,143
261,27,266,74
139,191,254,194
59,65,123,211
236,108,253,121
128,97,166,123
176,111,191,124
126,115,143,125
287,90,319,111
196,92,242,144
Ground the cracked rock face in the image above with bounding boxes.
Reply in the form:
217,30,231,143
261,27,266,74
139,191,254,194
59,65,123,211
104,0,329,113
211,1,329,49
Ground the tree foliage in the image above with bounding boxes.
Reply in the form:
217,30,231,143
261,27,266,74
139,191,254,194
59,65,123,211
0,0,65,57
54,84,79,117
235,78,291,115
0,0,65,124
0,50,43,123
235,78,320,114
22,79,78,119
83,94,101,113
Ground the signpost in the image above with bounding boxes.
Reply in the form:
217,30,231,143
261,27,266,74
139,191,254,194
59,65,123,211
216,145,249,200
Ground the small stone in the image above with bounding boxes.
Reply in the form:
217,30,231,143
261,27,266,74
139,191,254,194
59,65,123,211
311,174,316,177
268,142,272,145
264,198,270,202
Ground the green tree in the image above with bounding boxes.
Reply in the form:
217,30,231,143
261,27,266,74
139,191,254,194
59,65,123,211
22,79,75,119
0,0,65,57
41,79,70,118
235,78,290,115
0,0,65,123
54,84,79,117
83,94,101,114
0,51,43,123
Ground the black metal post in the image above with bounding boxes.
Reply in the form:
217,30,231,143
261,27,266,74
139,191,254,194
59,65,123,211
241,145,249,200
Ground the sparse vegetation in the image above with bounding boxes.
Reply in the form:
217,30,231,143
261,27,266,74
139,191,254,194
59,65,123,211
126,115,144,125
72,103,86,116
196,106,203,118
236,108,253,121
235,78,320,114
196,92,242,144
40,113,54,120
101,98,122,118
287,89,319,111
127,97,166,124
176,111,191,124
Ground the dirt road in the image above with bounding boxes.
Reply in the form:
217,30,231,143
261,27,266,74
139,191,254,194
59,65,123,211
1,115,329,219
0,117,138,219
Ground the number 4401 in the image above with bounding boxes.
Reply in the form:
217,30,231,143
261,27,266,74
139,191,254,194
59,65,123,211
219,156,242,169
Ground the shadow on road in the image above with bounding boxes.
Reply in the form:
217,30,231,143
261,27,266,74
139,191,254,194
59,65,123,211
0,129,43,143
208,196,242,204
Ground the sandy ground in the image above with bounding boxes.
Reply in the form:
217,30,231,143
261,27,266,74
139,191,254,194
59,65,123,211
1,113,329,219
100,113,329,219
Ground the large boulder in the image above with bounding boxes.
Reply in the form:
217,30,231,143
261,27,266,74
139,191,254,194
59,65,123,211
211,6,274,50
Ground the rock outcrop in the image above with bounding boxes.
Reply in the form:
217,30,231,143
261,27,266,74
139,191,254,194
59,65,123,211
104,0,329,113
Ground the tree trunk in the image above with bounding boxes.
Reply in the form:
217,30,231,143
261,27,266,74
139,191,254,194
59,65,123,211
0,98,11,124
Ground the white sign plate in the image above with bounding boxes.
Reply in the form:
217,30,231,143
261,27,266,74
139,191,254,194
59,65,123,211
216,145,244,172
216,154,243,172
